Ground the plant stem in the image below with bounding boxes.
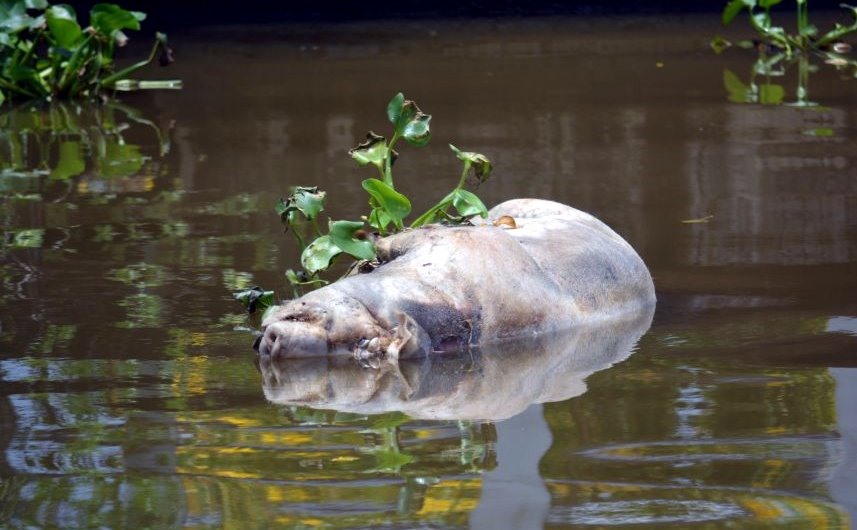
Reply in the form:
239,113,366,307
370,209,387,236
410,191,454,228
796,54,809,105
457,160,472,188
19,29,44,67
815,5,857,47
290,219,306,253
410,159,471,228
384,132,399,187
57,34,95,95
0,78,39,99
100,36,163,88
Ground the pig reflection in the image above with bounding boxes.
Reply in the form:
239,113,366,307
258,308,653,421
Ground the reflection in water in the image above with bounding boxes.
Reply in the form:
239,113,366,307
260,309,654,421
470,404,552,529
0,101,171,187
832,368,857,524
257,310,651,528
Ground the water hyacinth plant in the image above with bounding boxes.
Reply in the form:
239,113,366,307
280,93,492,280
721,0,857,56
0,0,178,106
234,93,494,311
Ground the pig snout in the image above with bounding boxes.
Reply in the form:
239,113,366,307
256,320,329,358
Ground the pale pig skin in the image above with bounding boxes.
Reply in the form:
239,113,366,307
257,198,656,361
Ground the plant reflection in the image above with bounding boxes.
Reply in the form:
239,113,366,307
0,100,175,273
723,51,857,107
0,101,171,192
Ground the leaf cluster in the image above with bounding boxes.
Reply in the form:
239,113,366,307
721,0,857,56
272,93,494,297
0,0,178,106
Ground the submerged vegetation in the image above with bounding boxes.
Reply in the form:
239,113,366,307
0,0,178,105
235,93,493,312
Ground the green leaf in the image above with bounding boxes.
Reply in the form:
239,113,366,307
5,63,37,82
50,141,85,180
328,220,375,261
758,0,782,7
368,207,394,232
386,92,404,125
709,35,731,54
349,132,389,170
451,189,488,218
301,235,342,274
799,23,818,38
0,90,5,107
0,1,35,33
96,141,145,178
758,83,784,104
450,144,493,184
293,187,325,219
90,3,144,36
803,128,834,137
388,95,432,146
372,449,414,473
47,5,83,48
752,12,771,31
722,0,747,25
11,228,44,248
361,178,411,223
277,186,326,223
26,0,49,8
400,100,431,146
232,286,275,314
723,69,751,103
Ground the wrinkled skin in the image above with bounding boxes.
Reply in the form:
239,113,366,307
257,198,656,362
259,307,654,421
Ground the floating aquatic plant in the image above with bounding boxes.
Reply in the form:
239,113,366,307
0,0,179,106
236,93,494,312
719,0,857,56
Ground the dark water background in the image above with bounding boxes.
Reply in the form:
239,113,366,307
2,11,857,529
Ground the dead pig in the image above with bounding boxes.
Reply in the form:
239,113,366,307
256,198,656,362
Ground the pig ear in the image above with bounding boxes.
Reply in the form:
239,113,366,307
387,312,428,360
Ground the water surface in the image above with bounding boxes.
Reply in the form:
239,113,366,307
2,13,857,529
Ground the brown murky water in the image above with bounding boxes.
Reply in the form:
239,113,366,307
2,13,857,529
